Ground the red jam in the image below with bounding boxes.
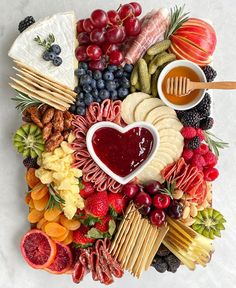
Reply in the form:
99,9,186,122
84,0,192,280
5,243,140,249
92,127,154,177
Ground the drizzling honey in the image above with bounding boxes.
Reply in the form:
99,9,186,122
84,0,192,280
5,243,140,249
162,66,200,105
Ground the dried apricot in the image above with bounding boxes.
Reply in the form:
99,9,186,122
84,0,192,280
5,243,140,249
37,217,47,229
44,207,62,221
61,231,73,245
44,222,67,238
28,209,44,223
25,193,31,205
28,199,35,209
41,221,49,233
60,214,81,231
33,194,49,211
25,168,40,189
31,184,48,200
52,229,69,242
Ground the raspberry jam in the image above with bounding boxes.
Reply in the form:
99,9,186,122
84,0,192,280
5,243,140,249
92,127,154,177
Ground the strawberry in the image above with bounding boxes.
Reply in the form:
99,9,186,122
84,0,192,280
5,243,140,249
73,225,95,248
108,192,127,217
80,181,95,199
94,215,112,233
85,190,109,219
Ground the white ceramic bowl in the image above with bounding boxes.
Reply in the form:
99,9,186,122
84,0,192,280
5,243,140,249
157,60,207,111
86,121,160,185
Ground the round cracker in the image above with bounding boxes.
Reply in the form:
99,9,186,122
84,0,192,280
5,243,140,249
134,98,164,122
145,106,176,124
159,129,183,139
137,165,164,183
158,147,180,161
154,118,183,131
153,151,174,166
121,92,151,124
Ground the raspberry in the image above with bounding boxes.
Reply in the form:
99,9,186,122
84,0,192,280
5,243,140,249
191,154,206,170
181,127,196,139
187,136,201,150
196,128,205,141
204,151,217,167
182,149,194,162
204,167,219,181
194,143,209,155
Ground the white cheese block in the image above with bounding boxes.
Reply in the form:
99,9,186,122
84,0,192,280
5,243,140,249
8,11,77,90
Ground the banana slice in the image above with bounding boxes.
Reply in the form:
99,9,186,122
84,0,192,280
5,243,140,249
154,118,183,131
134,98,164,122
145,106,176,124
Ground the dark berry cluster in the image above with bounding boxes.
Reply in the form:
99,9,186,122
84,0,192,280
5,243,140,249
18,16,35,33
70,62,133,115
43,44,62,66
23,157,39,169
202,65,217,82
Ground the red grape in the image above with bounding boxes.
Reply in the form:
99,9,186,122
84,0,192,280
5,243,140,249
109,50,124,65
88,59,106,71
90,9,108,28
107,10,121,25
77,19,85,34
75,46,88,61
77,32,90,45
118,4,135,20
83,18,95,32
86,45,102,61
90,28,105,44
124,17,141,36
102,43,119,55
105,25,126,44
129,2,142,16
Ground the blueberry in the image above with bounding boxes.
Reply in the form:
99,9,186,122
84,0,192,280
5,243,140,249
84,93,93,105
123,71,129,78
92,88,99,98
78,92,84,100
83,84,92,93
114,68,123,78
97,79,105,89
42,51,51,61
110,90,118,100
118,87,129,98
48,52,56,61
124,63,133,73
107,64,118,72
99,89,110,100
79,62,88,70
105,80,116,91
50,44,61,55
74,86,81,94
69,104,76,113
93,70,102,80
87,70,93,77
76,100,85,107
95,98,102,103
75,68,86,77
80,74,92,85
121,77,130,89
91,79,96,89
53,56,62,66
76,106,86,115
103,71,114,81
114,79,120,89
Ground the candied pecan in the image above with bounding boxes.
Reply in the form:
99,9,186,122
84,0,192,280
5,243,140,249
42,122,53,141
42,108,55,125
52,110,64,132
38,104,48,116
27,106,43,128
62,130,70,140
22,109,32,123
63,111,73,130
45,134,64,152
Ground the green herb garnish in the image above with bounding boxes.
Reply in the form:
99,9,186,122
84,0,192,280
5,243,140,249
45,184,65,211
204,131,229,157
11,90,43,112
34,33,55,51
159,181,175,199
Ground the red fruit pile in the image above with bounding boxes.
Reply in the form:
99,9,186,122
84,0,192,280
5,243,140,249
75,2,142,69
181,127,219,181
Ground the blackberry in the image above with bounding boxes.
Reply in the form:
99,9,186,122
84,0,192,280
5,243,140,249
180,111,201,127
23,157,39,169
18,16,35,33
188,136,201,150
152,257,168,273
165,254,181,273
200,117,214,130
156,244,171,257
202,65,217,82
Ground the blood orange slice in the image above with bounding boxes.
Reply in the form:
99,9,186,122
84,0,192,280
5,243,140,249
20,229,57,269
45,242,73,274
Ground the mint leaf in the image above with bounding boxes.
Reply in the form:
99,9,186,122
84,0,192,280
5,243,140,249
108,220,116,236
87,228,104,239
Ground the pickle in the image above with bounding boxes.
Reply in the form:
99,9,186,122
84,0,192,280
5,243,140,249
143,53,154,64
137,59,150,94
147,39,171,56
135,81,141,90
131,64,138,86
151,68,162,97
131,85,136,93
149,52,168,75
156,53,176,67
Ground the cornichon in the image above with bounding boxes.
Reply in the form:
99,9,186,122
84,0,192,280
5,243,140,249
137,58,150,94
131,64,138,86
143,53,154,64
149,52,168,74
135,81,141,90
147,39,171,56
149,52,176,74
151,68,162,97
130,86,136,93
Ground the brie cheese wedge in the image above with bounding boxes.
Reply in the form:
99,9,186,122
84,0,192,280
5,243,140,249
8,11,77,90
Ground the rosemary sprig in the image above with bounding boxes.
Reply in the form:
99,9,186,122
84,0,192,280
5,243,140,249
34,33,55,51
11,90,42,112
204,131,229,158
45,184,65,211
165,5,190,39
159,181,175,199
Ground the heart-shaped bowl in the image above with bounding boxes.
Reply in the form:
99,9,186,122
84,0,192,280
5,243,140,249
86,121,160,185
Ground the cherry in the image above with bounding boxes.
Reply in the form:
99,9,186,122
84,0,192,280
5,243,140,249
109,50,123,65
77,32,90,45
124,17,141,36
134,191,152,208
150,209,166,227
90,9,108,28
75,46,88,61
122,182,139,199
86,45,102,61
166,200,184,219
119,4,135,20
105,25,126,44
90,28,106,45
77,19,85,34
145,180,162,195
139,205,151,216
129,2,142,17
107,10,121,25
88,59,106,71
102,43,119,55
83,18,95,33
153,194,171,209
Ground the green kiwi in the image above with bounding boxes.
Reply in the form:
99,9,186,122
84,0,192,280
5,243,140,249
192,208,226,240
13,123,44,158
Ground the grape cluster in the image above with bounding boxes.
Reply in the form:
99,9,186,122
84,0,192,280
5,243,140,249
70,62,133,115
75,2,142,70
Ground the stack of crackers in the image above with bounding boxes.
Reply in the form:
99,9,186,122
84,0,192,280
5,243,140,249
9,60,76,111
110,203,169,278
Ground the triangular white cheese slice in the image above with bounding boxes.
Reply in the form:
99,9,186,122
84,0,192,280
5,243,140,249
8,11,77,90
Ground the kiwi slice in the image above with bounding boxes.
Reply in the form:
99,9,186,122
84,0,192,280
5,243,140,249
13,124,44,158
192,208,226,240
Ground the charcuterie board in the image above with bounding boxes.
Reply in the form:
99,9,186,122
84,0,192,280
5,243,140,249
10,3,229,285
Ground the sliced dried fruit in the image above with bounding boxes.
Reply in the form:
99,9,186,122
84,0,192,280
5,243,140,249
37,218,47,230
25,193,31,205
28,209,44,223
44,207,62,221
59,214,81,231
25,168,40,189
52,229,69,242
33,194,49,211
45,222,67,238
61,231,73,245
31,184,48,200
20,229,57,269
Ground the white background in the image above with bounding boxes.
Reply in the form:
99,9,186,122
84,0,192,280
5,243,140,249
0,0,236,287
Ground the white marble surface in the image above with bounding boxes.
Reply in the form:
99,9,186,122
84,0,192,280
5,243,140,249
0,0,236,287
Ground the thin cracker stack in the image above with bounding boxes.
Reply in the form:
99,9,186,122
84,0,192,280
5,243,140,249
110,203,169,278
9,61,76,111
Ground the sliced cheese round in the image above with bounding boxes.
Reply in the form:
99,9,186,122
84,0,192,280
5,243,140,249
153,151,174,166
154,118,183,131
137,165,164,184
145,106,176,124
134,98,164,122
159,129,183,139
